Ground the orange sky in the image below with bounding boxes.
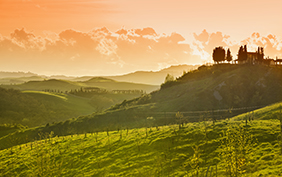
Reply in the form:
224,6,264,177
0,0,282,76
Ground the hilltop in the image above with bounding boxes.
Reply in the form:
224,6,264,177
111,64,282,112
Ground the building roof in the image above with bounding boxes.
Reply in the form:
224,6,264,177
247,52,257,55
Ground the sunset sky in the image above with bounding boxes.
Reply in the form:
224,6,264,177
1,0,282,76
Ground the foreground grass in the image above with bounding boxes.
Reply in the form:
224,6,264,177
1,118,282,177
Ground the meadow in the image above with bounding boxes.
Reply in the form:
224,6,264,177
1,102,282,177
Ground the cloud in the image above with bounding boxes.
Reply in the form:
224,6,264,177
192,30,240,61
0,27,198,75
10,28,35,42
241,32,282,58
2,27,281,76
192,30,282,61
134,27,157,36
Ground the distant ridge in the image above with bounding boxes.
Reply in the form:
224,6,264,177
0,64,199,85
84,77,116,83
1,77,159,93
0,71,38,78
105,64,199,85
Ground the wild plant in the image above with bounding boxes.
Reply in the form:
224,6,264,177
24,131,65,177
176,111,184,129
187,145,201,177
219,123,253,177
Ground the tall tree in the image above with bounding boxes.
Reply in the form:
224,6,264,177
226,48,232,62
256,47,264,62
238,45,247,61
212,47,226,64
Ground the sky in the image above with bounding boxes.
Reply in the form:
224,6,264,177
0,0,282,76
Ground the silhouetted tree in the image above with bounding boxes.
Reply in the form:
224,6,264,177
238,45,247,61
226,48,232,62
212,46,226,64
257,47,264,62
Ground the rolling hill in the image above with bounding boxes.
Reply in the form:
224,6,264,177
1,77,159,93
0,86,147,128
1,64,282,150
0,64,198,86
0,88,96,127
1,64,282,176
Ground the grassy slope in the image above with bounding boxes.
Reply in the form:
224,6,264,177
0,89,96,127
233,102,282,121
110,64,282,113
154,64,282,111
0,125,25,139
23,91,95,117
0,114,282,176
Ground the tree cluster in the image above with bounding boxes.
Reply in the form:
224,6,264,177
212,47,232,63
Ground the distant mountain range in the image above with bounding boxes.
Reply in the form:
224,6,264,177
0,64,199,85
104,64,199,85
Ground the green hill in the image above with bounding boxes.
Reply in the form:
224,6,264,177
110,64,282,112
0,88,96,127
0,87,146,128
1,106,282,176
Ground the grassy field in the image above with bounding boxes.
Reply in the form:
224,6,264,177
1,103,282,176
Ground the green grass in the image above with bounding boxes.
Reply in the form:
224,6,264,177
1,118,282,176
22,90,68,100
233,102,282,121
0,124,25,139
23,91,94,114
